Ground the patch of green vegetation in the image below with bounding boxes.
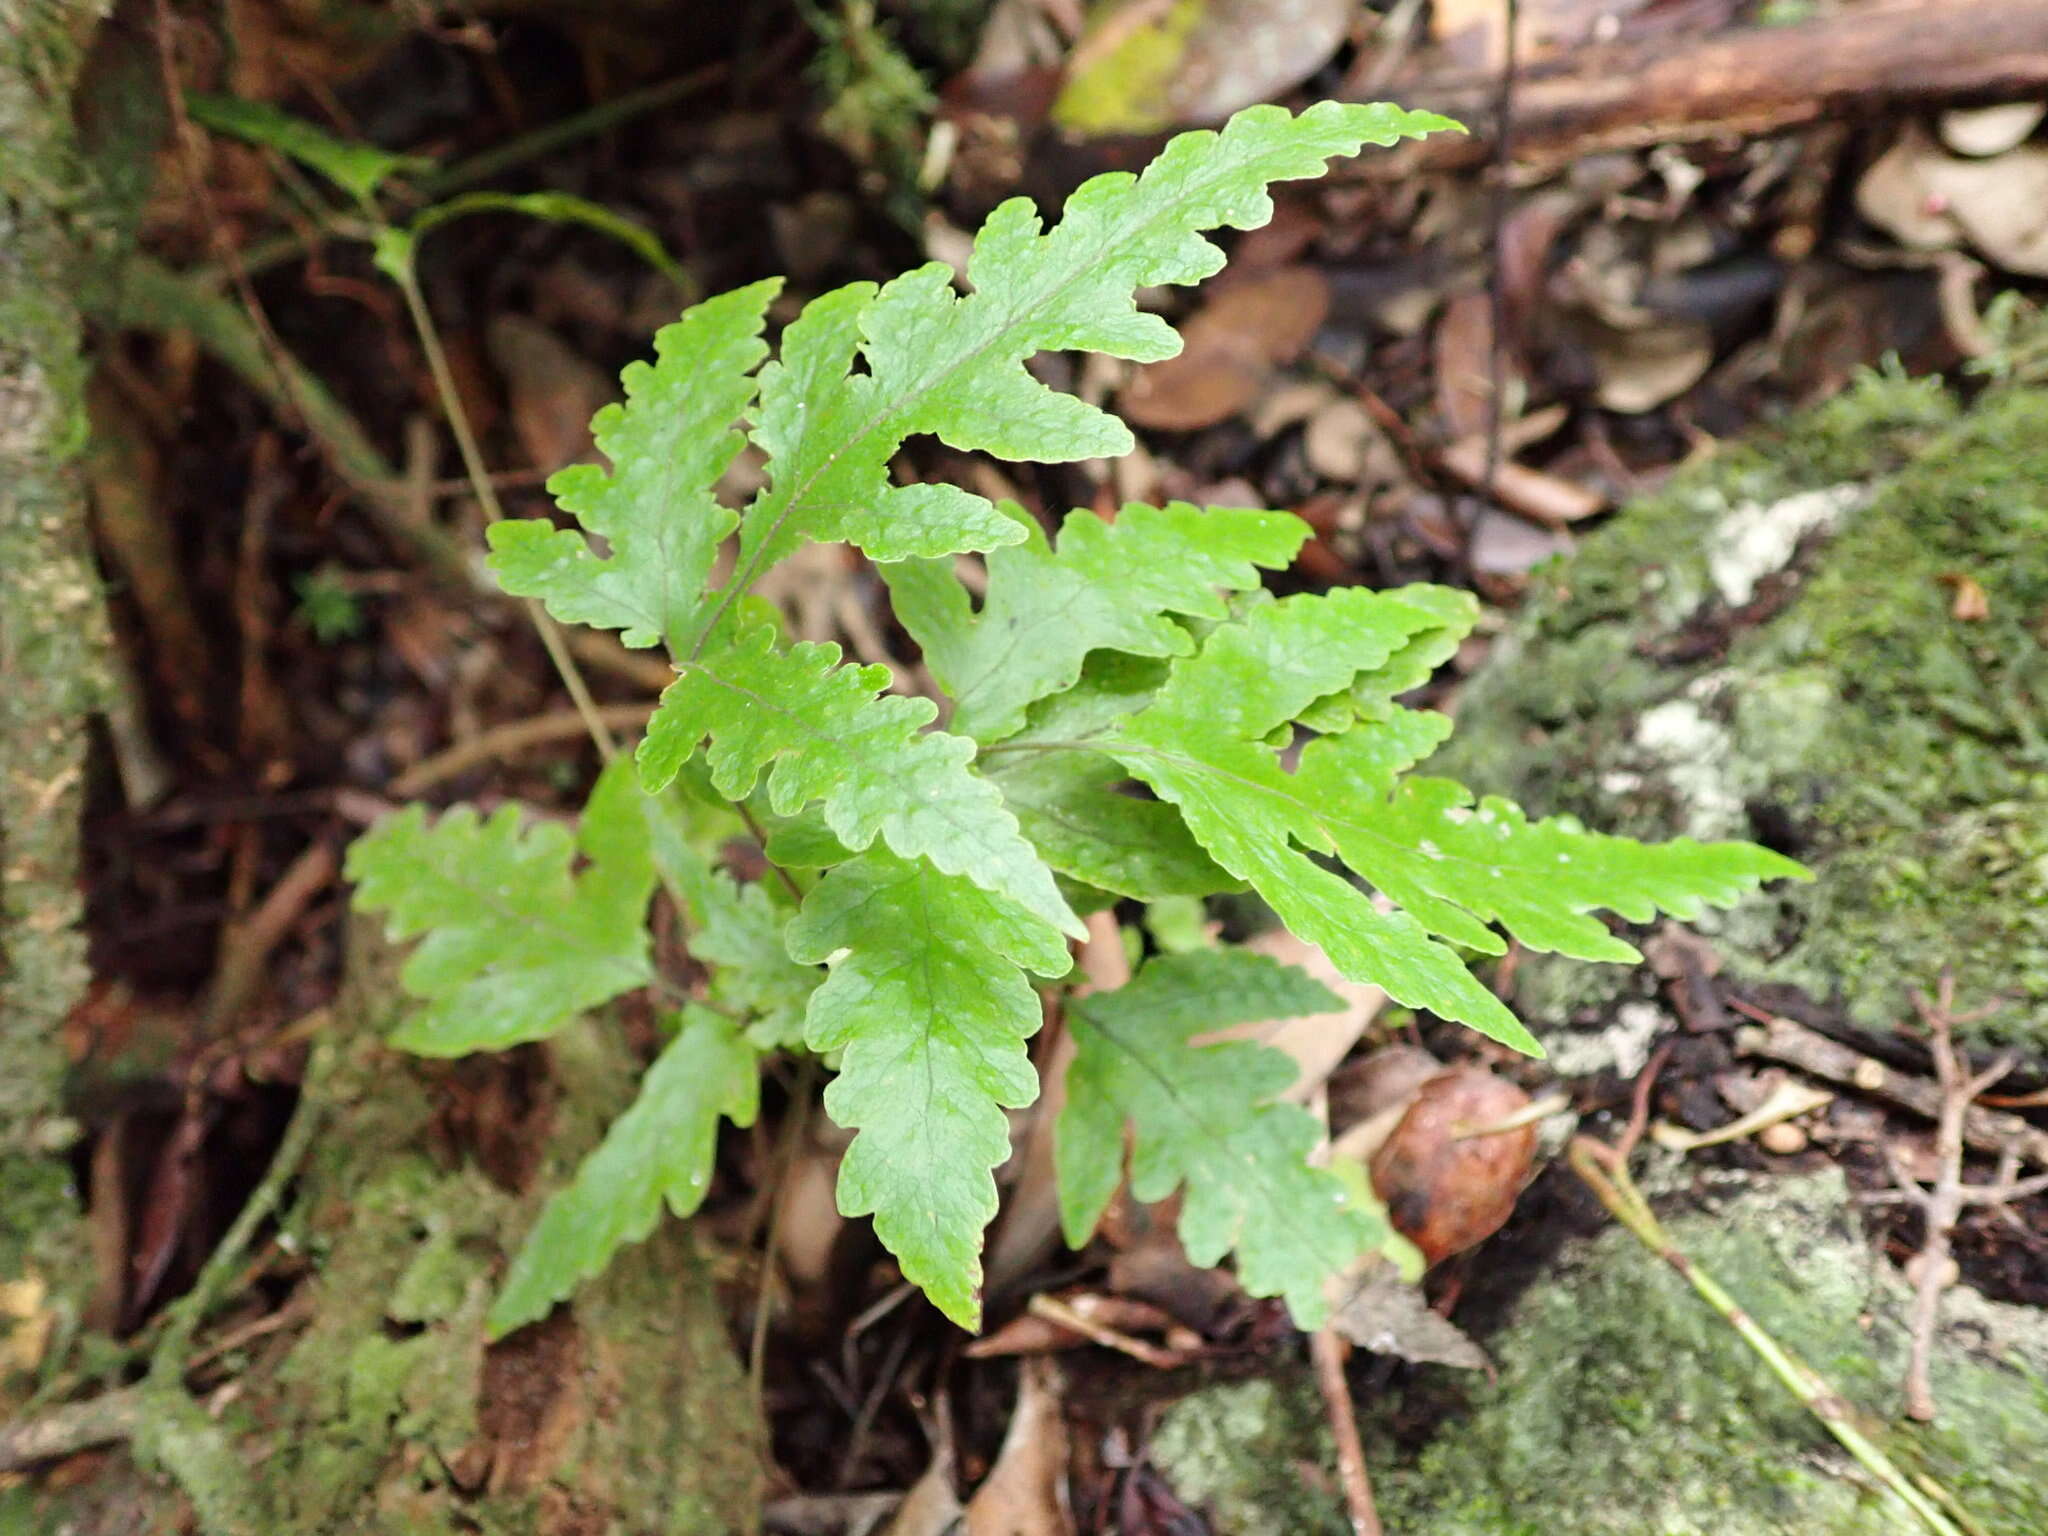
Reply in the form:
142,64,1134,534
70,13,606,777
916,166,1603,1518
1151,1171,2048,1534
1437,373,2048,1044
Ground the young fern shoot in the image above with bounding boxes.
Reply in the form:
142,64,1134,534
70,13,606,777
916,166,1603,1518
347,102,1807,1337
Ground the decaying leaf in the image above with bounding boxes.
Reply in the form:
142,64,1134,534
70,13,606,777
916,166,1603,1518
1054,0,1356,135
963,1359,1072,1535
1327,1265,1490,1371
1119,265,1332,431
1369,1066,1537,1268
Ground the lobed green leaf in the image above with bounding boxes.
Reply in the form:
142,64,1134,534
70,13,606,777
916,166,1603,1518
344,761,656,1054
788,851,1072,1328
488,1007,759,1337
639,621,1082,941
487,279,780,650
885,501,1307,742
1058,949,1386,1327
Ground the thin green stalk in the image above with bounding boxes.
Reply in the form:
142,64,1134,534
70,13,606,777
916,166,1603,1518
1567,1139,1969,1536
217,65,726,287
388,255,618,761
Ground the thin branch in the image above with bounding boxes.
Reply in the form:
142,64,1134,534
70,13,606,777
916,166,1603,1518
1311,1328,1383,1536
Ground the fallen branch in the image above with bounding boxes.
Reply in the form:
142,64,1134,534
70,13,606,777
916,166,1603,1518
1374,0,2048,173
1735,1014,2048,1168
1311,1327,1383,1536
1868,978,2048,1423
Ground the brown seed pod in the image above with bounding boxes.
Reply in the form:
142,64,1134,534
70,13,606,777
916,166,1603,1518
1368,1066,1538,1268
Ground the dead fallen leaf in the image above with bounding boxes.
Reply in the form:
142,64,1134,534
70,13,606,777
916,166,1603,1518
963,1359,1072,1535
1326,1266,1490,1371
1434,289,1502,441
1119,266,1331,431
487,315,612,473
1938,101,2046,159
1858,123,2048,276
1369,1067,1537,1268
1439,440,1606,528
883,1411,964,1536
1943,571,1991,621
1054,0,1354,134
1583,312,1714,413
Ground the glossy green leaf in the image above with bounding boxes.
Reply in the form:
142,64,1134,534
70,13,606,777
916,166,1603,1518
1103,590,1807,1053
186,93,431,203
640,620,1082,941
344,761,655,1054
884,501,1307,741
706,102,1449,638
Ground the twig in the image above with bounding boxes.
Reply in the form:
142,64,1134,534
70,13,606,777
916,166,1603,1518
0,1389,144,1475
390,705,658,796
203,840,337,1031
1612,1040,1673,1167
750,1058,818,1405
1734,1015,2048,1168
1476,0,1522,546
1880,977,2022,1422
149,1039,336,1379
1311,1328,1383,1536
1567,1138,1969,1535
1025,1293,1185,1371
387,258,618,762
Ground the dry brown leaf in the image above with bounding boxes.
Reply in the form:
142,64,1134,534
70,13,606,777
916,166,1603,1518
1938,101,2047,159
1326,1266,1490,1370
487,315,611,473
1584,312,1714,413
1434,289,1500,441
963,1359,1072,1535
1055,0,1354,133
1858,124,2048,275
883,1413,964,1536
1118,266,1330,431
1369,1067,1537,1268
1439,439,1605,527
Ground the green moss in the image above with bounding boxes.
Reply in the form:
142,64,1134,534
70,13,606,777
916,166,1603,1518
1152,1173,2048,1534
1371,1170,2048,1534
1148,1375,1349,1536
1437,374,2048,1044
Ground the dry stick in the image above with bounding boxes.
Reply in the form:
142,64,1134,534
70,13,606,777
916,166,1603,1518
1878,978,2030,1423
390,705,658,797
387,260,618,762
1474,0,1522,555
1311,1327,1384,1536
0,1040,339,1474
1025,1294,1184,1371
1567,1139,1969,1536
1734,1014,2048,1168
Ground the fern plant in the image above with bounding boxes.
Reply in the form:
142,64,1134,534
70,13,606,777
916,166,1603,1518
345,102,1805,1336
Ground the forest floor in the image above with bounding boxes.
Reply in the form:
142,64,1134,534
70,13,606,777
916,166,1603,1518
5,1,2048,1532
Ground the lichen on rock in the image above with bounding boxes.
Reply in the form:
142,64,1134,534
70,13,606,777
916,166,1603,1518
1435,370,2048,1046
1150,1169,2048,1535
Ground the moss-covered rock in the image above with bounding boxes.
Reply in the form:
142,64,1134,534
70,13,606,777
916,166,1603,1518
1434,372,2048,1045
1151,1169,2048,1534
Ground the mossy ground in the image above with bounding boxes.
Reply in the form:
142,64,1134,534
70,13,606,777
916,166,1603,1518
1436,372,2048,1045
1151,1169,2048,1535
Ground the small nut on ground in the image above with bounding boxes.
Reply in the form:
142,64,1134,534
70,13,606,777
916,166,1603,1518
1758,1120,1809,1155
